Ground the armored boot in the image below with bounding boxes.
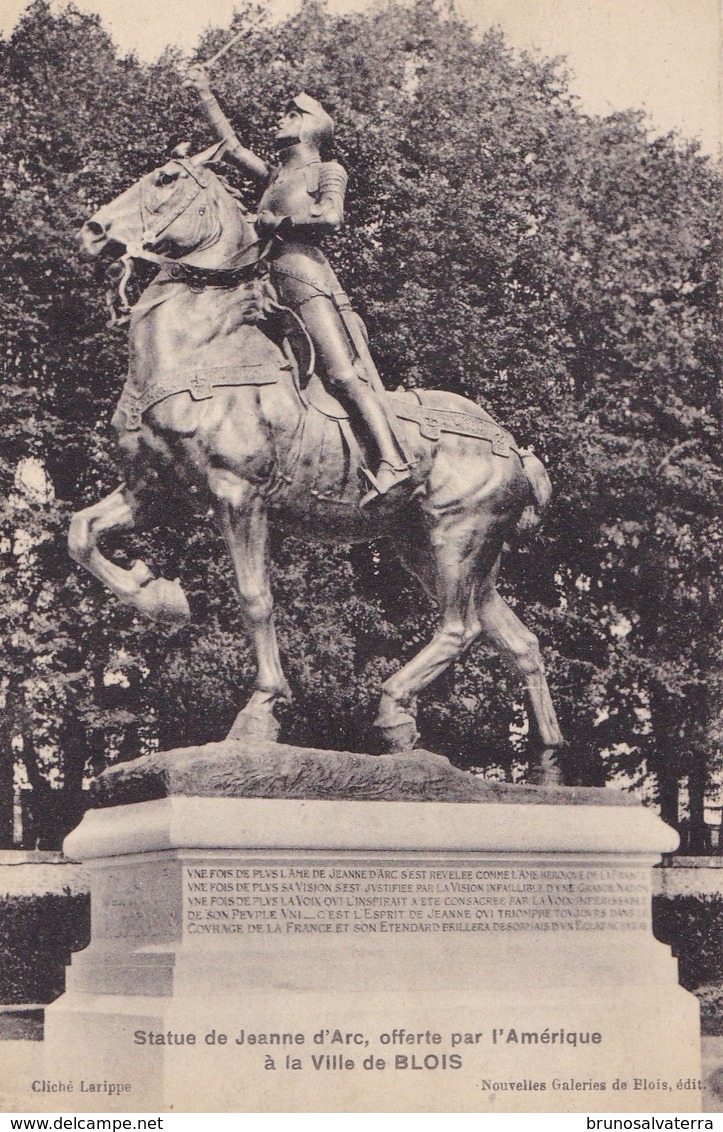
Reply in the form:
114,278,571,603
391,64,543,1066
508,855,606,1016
360,461,412,506
330,371,411,507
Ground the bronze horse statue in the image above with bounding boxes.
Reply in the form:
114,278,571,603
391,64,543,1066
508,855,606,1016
71,146,565,782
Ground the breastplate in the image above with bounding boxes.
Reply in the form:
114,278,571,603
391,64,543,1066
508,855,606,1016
259,161,321,225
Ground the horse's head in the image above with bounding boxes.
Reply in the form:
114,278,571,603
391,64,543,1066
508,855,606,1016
80,144,257,266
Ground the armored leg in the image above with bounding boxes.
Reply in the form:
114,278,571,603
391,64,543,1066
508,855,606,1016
298,294,411,501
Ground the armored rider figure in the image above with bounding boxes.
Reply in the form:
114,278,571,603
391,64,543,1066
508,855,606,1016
185,68,411,506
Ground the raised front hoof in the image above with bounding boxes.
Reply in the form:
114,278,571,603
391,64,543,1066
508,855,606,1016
527,748,566,787
226,710,281,743
67,516,89,564
374,720,421,754
135,578,191,627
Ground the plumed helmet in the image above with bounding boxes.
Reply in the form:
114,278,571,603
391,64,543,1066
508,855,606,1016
286,93,335,150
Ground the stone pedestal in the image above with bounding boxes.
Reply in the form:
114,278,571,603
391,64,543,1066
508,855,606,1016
34,772,702,1113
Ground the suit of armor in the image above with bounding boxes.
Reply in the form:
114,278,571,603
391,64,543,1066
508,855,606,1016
189,79,410,504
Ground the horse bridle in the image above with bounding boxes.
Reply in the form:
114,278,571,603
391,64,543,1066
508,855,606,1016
105,159,272,327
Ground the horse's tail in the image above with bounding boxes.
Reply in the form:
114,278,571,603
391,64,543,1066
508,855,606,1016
515,449,552,539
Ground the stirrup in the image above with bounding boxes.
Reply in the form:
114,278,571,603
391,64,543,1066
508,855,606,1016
359,462,411,509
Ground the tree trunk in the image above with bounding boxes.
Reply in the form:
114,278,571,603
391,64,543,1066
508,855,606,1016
651,688,682,837
657,762,680,834
687,754,710,854
0,715,15,848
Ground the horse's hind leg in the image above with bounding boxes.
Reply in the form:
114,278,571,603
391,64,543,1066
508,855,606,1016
475,586,565,785
68,484,190,625
214,491,290,741
374,520,483,752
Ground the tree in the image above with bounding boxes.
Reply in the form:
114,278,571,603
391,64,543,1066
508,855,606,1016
0,1,181,844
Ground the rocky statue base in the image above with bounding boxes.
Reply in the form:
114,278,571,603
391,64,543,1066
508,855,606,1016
35,742,700,1113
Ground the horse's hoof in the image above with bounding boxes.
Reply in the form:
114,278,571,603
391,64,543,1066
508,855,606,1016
226,710,281,743
374,721,420,754
129,559,154,587
136,578,191,627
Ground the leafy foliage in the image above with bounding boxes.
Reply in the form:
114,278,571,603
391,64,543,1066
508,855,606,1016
653,895,723,999
0,893,90,1002
1,0,720,846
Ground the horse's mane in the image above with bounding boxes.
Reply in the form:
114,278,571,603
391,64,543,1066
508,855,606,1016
213,169,254,219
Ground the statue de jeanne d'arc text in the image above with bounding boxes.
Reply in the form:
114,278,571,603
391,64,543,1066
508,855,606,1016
68,64,566,785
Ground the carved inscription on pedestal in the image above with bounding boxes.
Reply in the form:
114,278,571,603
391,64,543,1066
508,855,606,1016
94,860,181,941
182,860,651,938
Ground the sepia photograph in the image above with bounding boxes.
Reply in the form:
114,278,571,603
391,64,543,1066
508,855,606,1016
0,0,720,1117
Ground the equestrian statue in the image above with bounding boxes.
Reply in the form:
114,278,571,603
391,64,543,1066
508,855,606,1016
68,73,566,784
